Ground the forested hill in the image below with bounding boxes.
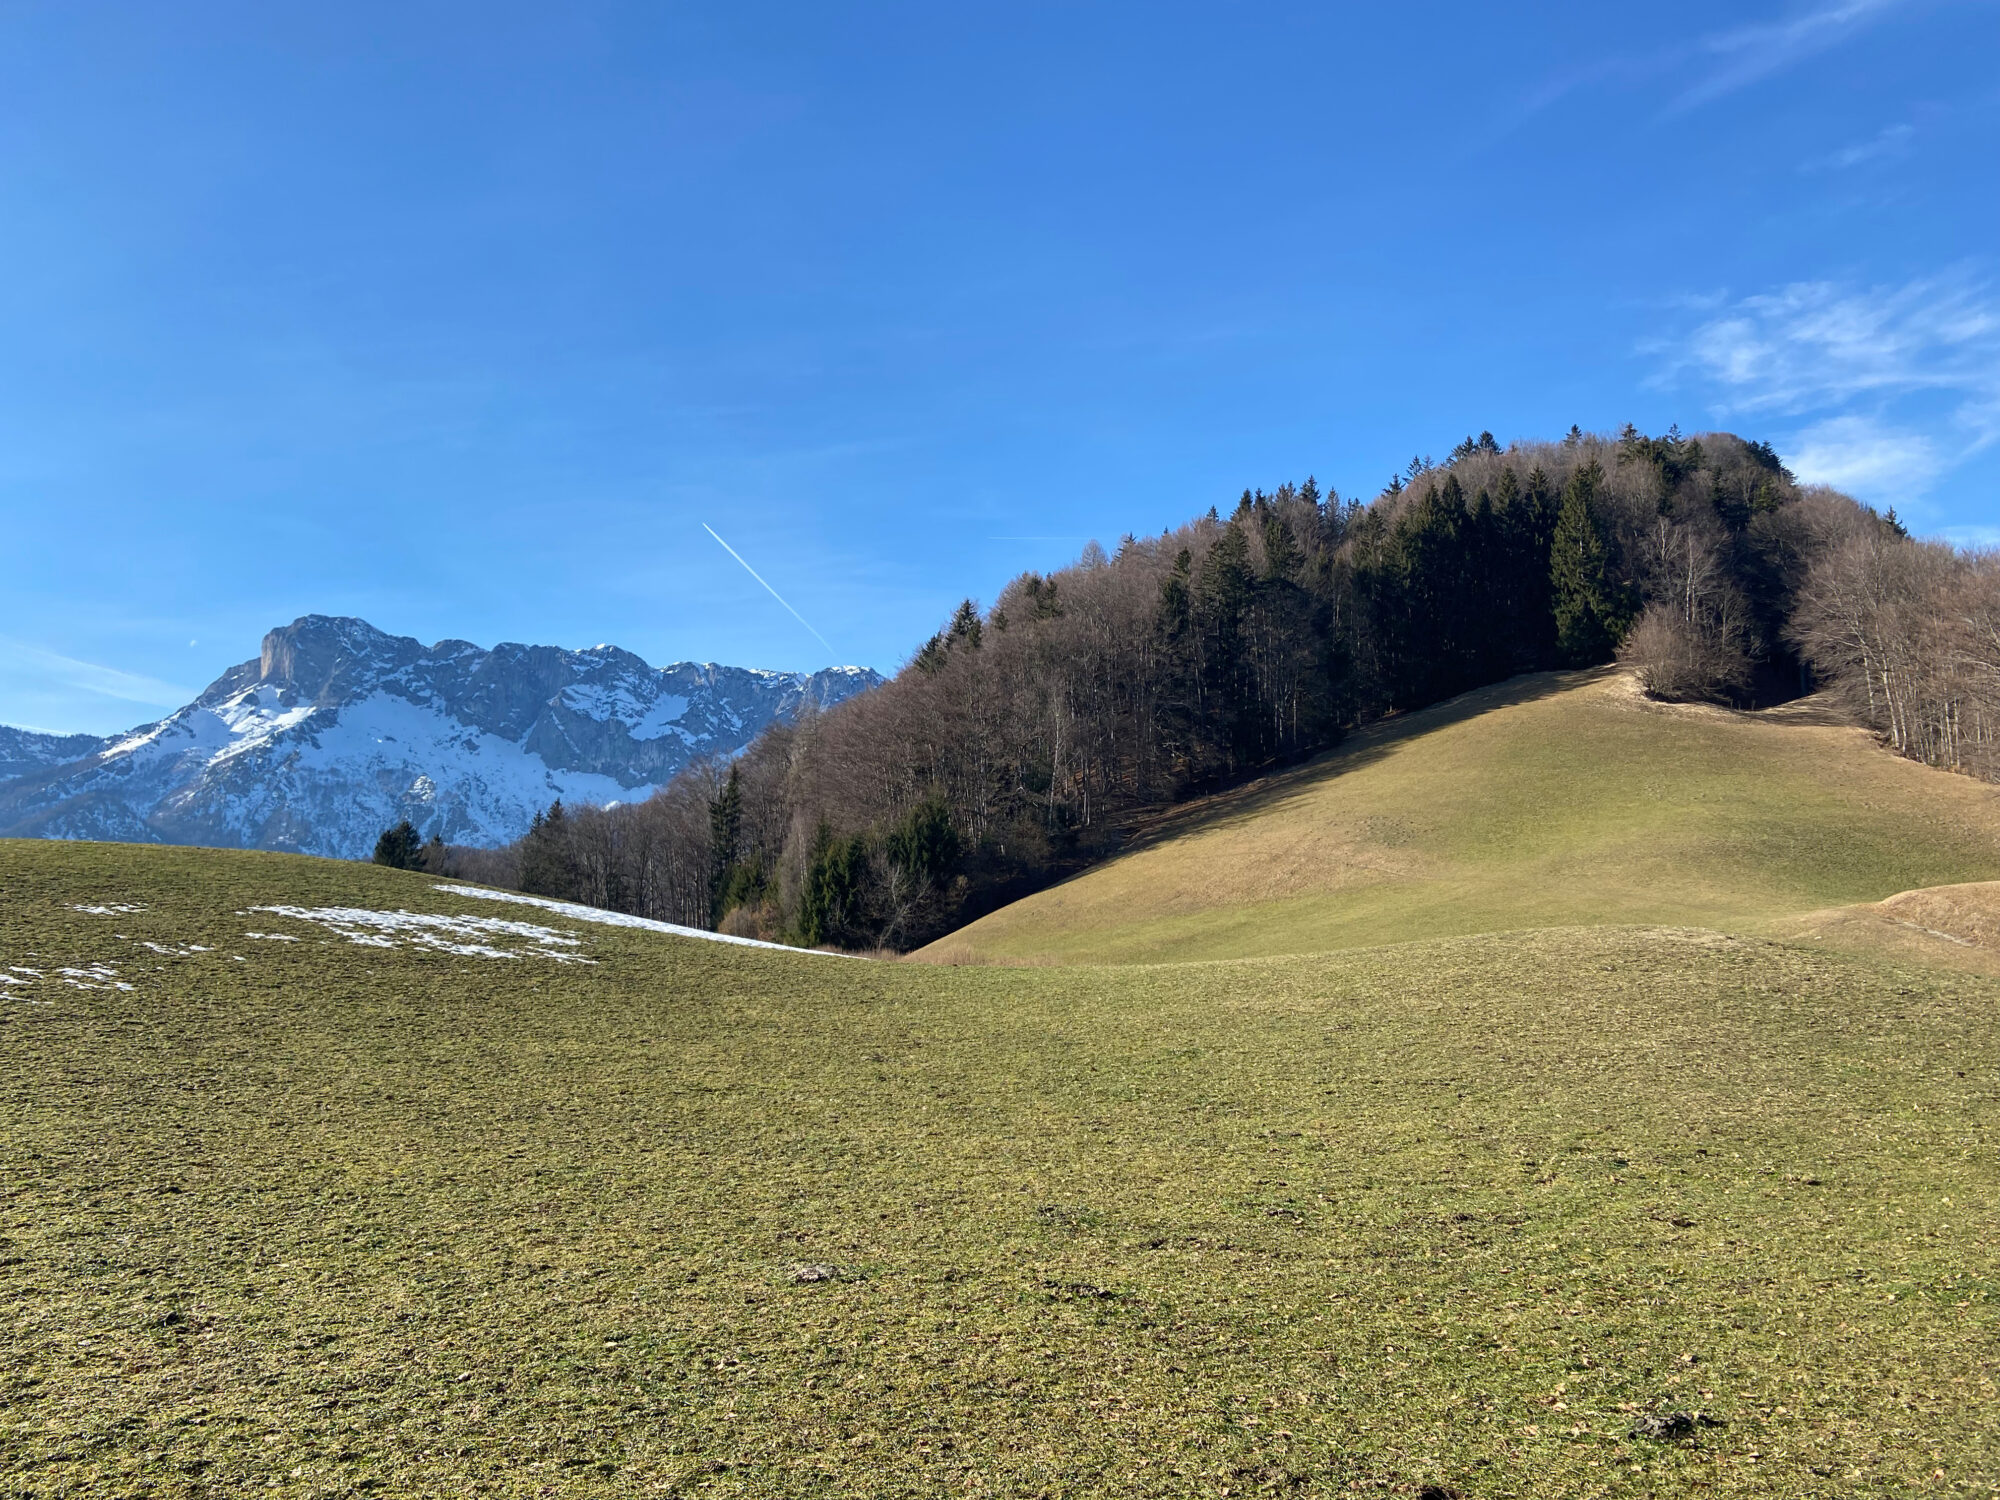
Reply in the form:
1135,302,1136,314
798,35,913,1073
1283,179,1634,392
467,425,1996,950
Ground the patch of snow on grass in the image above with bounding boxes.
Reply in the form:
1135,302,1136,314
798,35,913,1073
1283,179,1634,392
432,885,856,956
59,964,134,990
243,932,301,942
248,905,598,963
71,903,147,915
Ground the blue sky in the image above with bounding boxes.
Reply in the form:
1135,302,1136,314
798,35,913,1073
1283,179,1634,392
3,0,1997,734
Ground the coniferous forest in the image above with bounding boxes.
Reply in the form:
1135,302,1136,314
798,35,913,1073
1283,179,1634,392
445,426,1999,950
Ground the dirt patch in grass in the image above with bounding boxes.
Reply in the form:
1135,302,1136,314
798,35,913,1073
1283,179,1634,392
1776,881,2000,978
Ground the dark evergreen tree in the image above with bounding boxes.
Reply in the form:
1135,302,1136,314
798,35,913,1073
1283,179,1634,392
517,800,576,897
1550,461,1629,664
1194,522,1257,768
1262,510,1301,581
708,764,744,923
947,599,984,650
884,796,959,890
372,820,422,870
796,822,868,948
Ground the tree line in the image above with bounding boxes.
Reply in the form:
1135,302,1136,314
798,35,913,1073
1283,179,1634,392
404,426,1993,949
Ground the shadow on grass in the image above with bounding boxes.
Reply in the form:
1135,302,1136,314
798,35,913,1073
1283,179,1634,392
1109,666,1616,857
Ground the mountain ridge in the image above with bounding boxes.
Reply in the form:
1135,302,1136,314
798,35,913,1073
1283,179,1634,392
0,615,879,856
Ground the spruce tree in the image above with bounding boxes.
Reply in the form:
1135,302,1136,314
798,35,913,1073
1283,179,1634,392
372,820,422,870
1261,511,1300,581
796,822,867,948
1549,461,1627,665
947,599,983,649
1158,548,1193,639
518,800,574,898
708,765,743,923
884,796,959,890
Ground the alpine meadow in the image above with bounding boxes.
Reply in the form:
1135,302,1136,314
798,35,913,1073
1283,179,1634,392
7,423,2000,1497
6,5,2000,1494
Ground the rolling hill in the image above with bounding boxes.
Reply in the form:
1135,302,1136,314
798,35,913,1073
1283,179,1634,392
920,668,2000,966
7,671,2000,1495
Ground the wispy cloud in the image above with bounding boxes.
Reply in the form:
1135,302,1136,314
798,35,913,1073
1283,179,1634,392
1508,0,1919,132
1654,272,2000,413
1648,270,2000,506
1669,0,1909,113
1938,523,2000,547
1786,414,1945,500
0,640,193,710
1802,120,1916,170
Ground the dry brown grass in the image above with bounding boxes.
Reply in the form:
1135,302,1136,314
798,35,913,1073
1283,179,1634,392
919,670,2000,966
1773,881,2000,978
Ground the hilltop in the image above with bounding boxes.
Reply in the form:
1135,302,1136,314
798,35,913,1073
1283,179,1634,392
497,427,1997,956
921,669,2000,965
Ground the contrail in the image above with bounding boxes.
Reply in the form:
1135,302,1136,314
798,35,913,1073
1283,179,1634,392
701,524,838,658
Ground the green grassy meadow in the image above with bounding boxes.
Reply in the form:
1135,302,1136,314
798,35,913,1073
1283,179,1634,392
922,671,2000,966
4,838,1998,1496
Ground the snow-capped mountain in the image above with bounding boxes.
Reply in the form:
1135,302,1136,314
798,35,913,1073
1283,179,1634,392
0,615,880,857
0,726,110,782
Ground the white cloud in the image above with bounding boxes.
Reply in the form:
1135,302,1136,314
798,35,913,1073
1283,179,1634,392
1671,0,1909,112
0,640,193,710
1953,391,2000,454
1937,524,2000,547
1506,0,1917,135
1657,272,2000,413
1650,269,2000,507
1785,415,1945,500
1803,121,1916,170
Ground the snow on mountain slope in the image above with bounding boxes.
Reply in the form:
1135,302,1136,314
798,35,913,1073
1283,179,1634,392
0,726,110,784
0,616,880,857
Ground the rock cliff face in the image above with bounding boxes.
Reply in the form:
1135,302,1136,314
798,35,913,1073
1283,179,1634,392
0,616,879,857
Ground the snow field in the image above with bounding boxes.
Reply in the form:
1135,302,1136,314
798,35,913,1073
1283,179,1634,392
247,905,598,963
433,884,856,956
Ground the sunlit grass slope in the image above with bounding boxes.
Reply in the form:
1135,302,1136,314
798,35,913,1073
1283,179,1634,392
5,839,1998,1496
922,669,2000,965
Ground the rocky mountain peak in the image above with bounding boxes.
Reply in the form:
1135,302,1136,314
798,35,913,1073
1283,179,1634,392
1,617,882,856
256,615,420,707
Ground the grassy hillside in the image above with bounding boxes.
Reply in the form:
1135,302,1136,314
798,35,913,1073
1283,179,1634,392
4,839,1997,1496
920,669,2000,965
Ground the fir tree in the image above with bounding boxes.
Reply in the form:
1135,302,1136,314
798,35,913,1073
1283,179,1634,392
1261,510,1301,581
884,796,959,890
948,599,983,649
708,765,743,923
1158,548,1194,640
517,800,574,897
1549,461,1629,664
372,820,422,870
796,822,868,948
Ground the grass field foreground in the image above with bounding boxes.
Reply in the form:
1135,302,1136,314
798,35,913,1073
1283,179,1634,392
4,840,1997,1496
